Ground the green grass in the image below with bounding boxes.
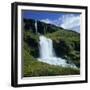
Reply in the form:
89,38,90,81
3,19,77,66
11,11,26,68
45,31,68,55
23,49,80,77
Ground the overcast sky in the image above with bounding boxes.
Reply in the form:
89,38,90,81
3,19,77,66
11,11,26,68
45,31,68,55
22,10,81,33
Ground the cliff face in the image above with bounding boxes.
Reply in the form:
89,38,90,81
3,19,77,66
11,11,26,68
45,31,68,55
23,18,63,34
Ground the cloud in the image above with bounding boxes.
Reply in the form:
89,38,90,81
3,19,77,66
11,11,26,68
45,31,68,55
60,14,80,32
41,18,61,27
41,14,80,33
41,19,51,24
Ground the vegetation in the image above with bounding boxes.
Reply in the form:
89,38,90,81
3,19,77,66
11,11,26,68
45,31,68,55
24,46,79,77
46,29,80,67
23,18,80,77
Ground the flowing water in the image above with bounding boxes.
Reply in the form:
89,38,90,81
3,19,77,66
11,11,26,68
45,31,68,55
35,20,38,33
38,36,77,68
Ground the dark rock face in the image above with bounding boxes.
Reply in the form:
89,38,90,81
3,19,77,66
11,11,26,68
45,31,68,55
23,18,63,34
53,39,80,67
53,40,71,58
24,19,36,33
27,38,39,58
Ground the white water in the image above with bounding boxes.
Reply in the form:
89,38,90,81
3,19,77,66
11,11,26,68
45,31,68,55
35,20,37,33
39,36,55,59
38,36,77,68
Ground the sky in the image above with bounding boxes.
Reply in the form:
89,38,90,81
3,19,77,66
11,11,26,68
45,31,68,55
22,10,81,33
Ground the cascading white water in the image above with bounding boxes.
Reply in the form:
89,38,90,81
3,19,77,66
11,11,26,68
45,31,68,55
39,36,55,59
35,20,37,33
38,36,77,68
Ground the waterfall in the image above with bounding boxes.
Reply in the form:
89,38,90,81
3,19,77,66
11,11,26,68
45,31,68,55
34,20,77,68
39,36,55,59
35,20,37,34
38,36,77,68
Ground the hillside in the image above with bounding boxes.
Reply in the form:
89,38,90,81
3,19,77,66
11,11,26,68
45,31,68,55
23,18,80,77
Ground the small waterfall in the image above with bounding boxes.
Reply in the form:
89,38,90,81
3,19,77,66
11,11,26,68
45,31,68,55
38,36,77,68
35,20,38,34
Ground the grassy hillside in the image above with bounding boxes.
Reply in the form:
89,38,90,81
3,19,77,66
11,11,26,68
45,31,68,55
46,29,80,67
24,42,80,77
23,19,80,77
